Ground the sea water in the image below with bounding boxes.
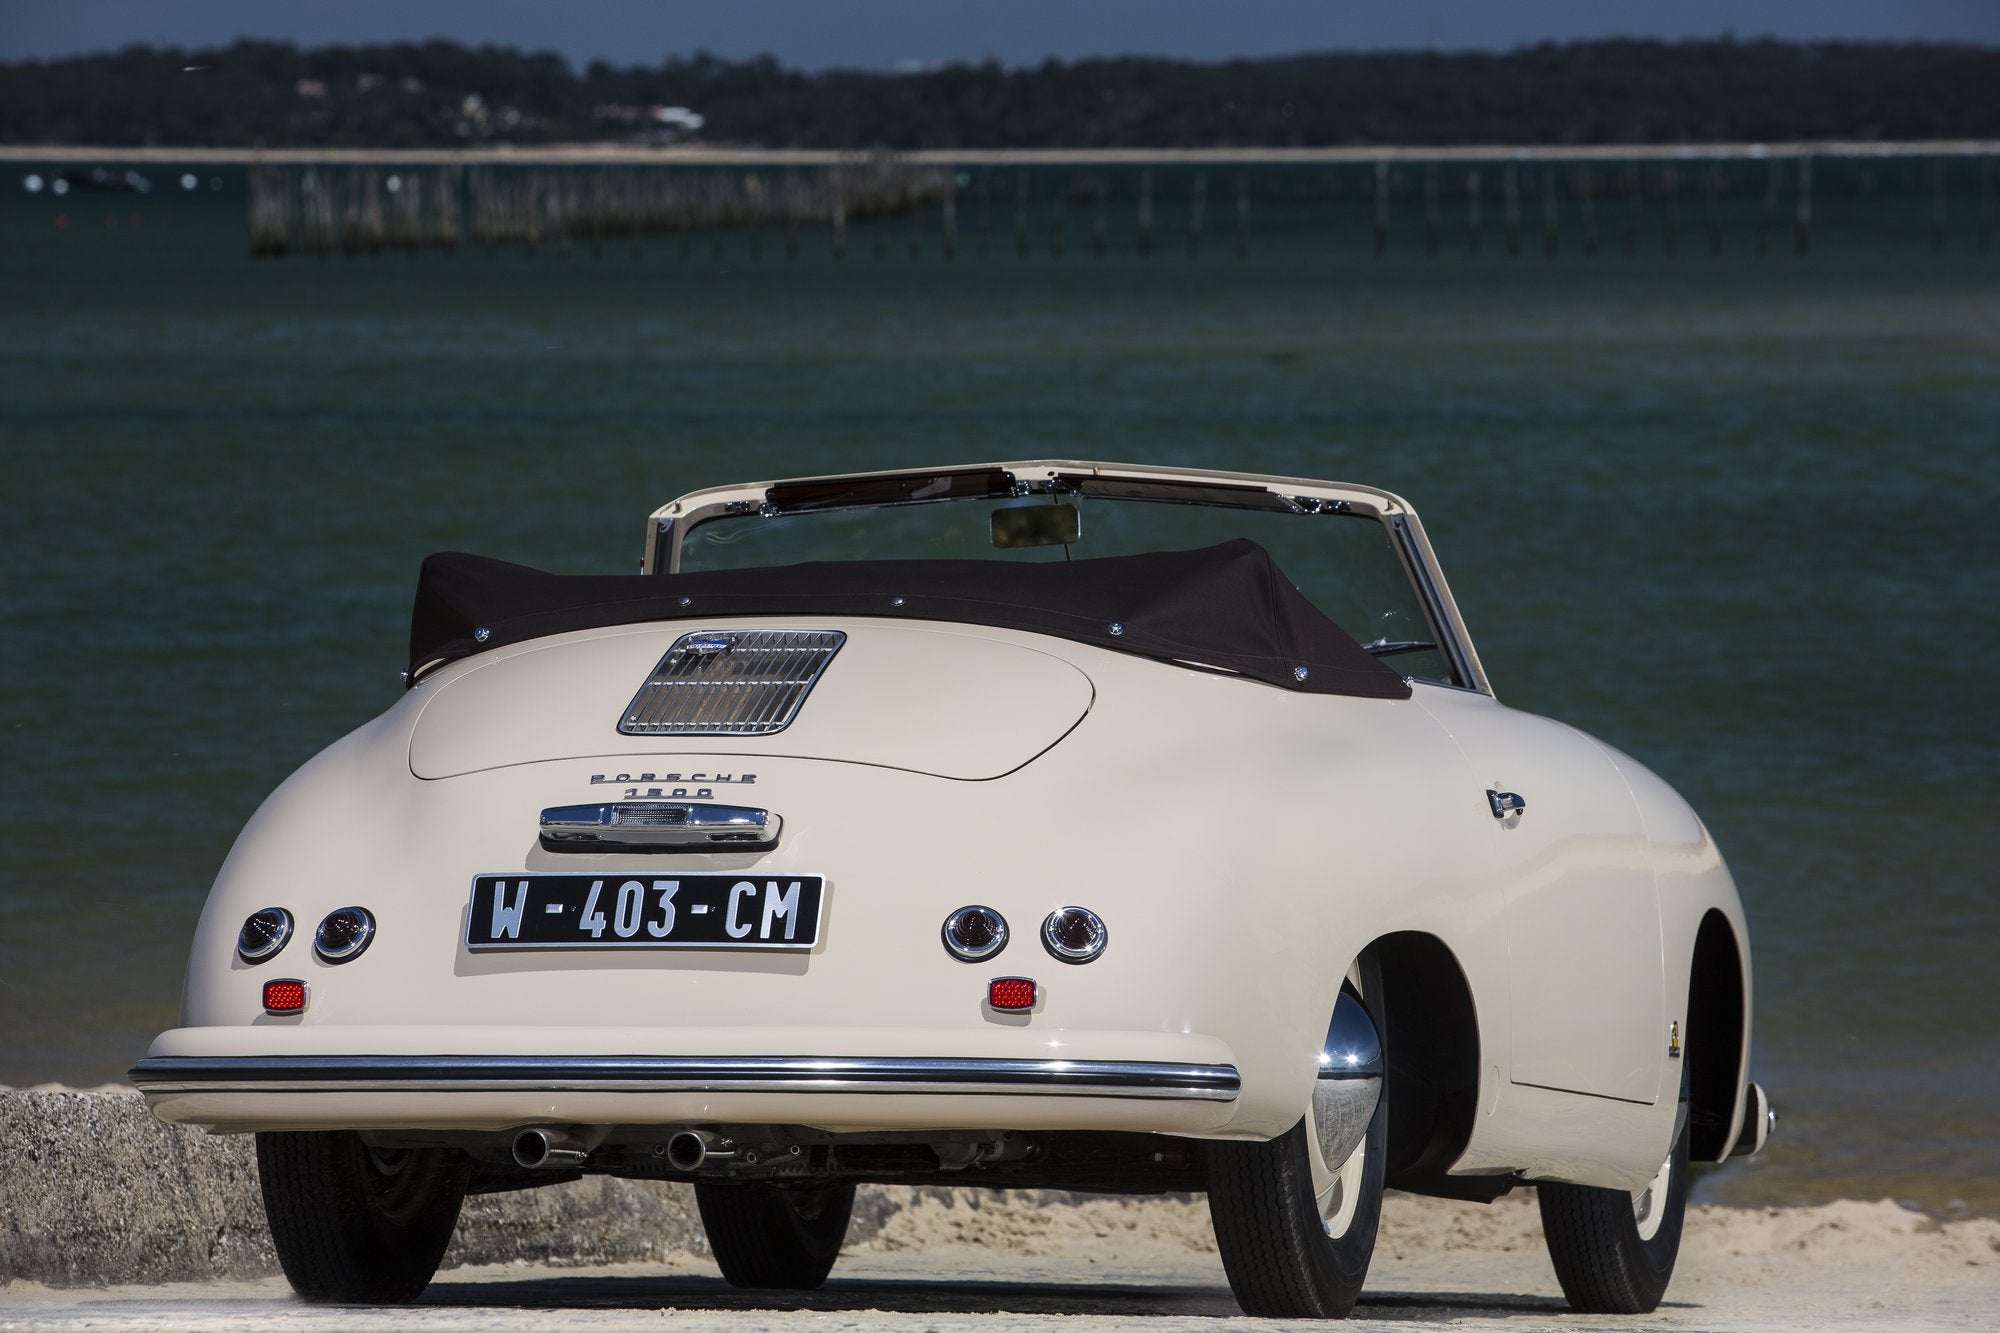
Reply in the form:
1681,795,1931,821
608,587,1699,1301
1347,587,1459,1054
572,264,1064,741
1,163,1995,1213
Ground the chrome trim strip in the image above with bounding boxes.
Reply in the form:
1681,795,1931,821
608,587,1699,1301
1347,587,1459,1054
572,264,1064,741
540,801,781,852
128,1055,1240,1102
1387,513,1482,692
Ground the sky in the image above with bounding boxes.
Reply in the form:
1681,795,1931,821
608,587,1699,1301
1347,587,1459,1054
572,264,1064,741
4,0,1998,70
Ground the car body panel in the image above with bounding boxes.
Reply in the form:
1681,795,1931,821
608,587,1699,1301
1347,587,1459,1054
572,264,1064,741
139,460,1756,1204
409,622,1094,781
1414,687,1667,1106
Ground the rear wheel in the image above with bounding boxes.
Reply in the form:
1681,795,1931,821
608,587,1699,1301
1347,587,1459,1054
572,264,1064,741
1207,956,1387,1319
695,1180,855,1290
255,1130,468,1303
1537,1067,1691,1314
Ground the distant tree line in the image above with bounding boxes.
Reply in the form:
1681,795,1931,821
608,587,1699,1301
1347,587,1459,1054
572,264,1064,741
4,37,1997,149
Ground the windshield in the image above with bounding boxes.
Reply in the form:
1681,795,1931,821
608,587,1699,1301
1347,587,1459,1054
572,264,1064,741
678,495,1457,685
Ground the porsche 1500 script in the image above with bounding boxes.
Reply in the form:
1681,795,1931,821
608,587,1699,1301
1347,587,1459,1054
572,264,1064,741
466,874,824,950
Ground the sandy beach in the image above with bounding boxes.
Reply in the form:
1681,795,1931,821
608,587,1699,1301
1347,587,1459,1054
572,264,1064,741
4,1190,1996,1331
2,1087,1995,1330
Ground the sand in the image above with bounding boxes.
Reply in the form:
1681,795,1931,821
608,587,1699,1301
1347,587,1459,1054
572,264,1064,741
2,1087,1996,1329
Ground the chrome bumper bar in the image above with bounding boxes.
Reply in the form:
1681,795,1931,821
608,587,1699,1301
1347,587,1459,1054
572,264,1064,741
128,1055,1241,1102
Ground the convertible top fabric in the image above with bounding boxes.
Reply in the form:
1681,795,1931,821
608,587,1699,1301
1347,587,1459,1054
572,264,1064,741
408,540,1411,700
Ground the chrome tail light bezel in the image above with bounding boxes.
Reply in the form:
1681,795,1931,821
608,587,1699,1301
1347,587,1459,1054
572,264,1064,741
941,905,1010,962
1041,906,1109,964
313,907,376,965
236,908,294,964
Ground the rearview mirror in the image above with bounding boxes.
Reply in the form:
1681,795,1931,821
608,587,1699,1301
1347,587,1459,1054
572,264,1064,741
990,503,1081,549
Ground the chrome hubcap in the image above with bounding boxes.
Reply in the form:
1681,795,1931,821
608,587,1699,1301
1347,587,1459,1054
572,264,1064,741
1632,1149,1673,1242
1315,1134,1368,1237
1310,964,1377,1240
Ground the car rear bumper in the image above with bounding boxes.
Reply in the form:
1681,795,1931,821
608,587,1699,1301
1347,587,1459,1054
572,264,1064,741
130,1045,1249,1136
130,1053,1239,1100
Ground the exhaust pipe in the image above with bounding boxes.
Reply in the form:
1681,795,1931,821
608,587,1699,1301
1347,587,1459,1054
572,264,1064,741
512,1128,591,1170
665,1130,738,1171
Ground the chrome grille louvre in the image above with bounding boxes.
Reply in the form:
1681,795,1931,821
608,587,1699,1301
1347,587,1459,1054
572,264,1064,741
619,629,846,736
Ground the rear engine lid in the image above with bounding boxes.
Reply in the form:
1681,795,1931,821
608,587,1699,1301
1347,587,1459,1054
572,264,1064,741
409,622,1092,781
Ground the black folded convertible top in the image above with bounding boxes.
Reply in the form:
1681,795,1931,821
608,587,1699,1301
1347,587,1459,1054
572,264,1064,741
408,539,1411,700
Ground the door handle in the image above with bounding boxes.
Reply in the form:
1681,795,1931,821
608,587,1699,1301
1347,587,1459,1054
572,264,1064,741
1487,789,1526,820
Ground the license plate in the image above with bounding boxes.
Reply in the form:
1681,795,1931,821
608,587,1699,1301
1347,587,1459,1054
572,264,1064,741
466,874,824,951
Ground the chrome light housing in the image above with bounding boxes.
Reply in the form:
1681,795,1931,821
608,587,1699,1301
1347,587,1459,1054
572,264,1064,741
941,905,1009,961
236,908,293,963
1041,906,1108,963
313,907,375,964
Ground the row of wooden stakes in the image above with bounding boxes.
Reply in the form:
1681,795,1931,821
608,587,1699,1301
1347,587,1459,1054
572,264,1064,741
245,159,1999,259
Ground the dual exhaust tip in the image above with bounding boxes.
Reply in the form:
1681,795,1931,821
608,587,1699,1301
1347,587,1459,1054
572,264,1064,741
510,1127,731,1172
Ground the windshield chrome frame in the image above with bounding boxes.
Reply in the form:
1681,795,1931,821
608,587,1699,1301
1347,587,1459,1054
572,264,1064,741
644,460,1492,697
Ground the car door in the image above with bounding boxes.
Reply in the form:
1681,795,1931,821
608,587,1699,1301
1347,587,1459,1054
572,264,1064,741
1414,686,1666,1106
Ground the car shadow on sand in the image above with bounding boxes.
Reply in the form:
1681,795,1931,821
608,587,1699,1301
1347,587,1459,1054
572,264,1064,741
417,1272,1581,1321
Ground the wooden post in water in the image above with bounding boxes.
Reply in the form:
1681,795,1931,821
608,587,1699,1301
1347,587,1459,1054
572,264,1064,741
367,169,387,255
785,169,800,258
1621,162,1639,256
942,169,958,259
1048,172,1066,259
624,169,644,259
1794,154,1812,255
704,174,726,261
1758,157,1780,255
1503,161,1520,256
831,192,846,260
1575,165,1596,256
675,172,694,259
247,166,284,256
1137,168,1154,257
1465,168,1482,254
1979,156,1994,254
1540,165,1558,257
1187,172,1206,257
311,166,336,254
975,170,990,258
1424,163,1440,254
336,168,354,256
1373,160,1389,255
1235,173,1250,259
1705,164,1724,256
585,171,604,258
1091,177,1108,258
1014,169,1031,259
439,166,460,256
1661,164,1679,256
1930,158,1947,251
339,168,358,255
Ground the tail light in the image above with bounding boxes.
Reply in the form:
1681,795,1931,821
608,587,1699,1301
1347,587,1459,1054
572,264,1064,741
987,977,1037,1011
942,906,1009,961
314,907,375,964
262,979,308,1013
1041,906,1108,963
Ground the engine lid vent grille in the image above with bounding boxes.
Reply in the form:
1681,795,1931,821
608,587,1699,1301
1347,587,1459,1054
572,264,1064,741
619,629,846,736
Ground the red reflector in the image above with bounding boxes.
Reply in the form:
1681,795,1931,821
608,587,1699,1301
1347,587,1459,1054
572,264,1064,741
988,977,1036,1011
262,979,307,1013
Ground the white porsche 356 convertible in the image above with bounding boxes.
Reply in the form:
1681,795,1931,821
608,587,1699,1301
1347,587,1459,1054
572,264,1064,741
135,461,1769,1317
